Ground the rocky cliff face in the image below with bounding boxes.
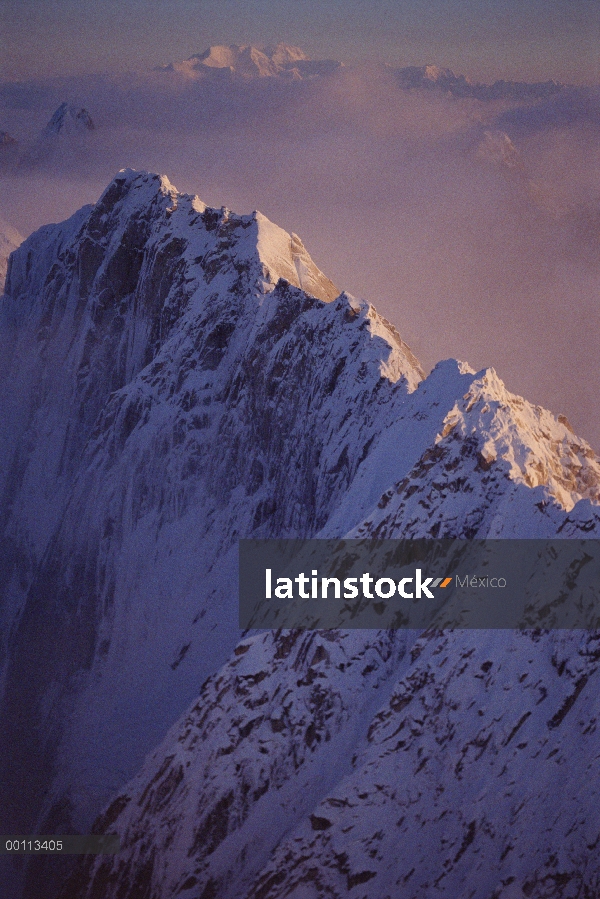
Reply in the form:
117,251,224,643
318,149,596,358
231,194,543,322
1,169,599,899
63,630,600,899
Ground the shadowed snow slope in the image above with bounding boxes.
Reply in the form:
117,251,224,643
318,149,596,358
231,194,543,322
0,170,599,899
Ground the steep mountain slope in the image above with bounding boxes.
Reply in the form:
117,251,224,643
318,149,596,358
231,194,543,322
59,424,600,899
0,169,423,870
60,387,600,899
1,169,599,899
63,628,600,899
244,629,600,899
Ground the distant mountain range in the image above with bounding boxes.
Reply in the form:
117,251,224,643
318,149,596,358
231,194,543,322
156,43,342,80
155,47,567,98
0,51,577,180
393,64,565,101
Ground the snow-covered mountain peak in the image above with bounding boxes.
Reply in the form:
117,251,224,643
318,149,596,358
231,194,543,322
422,64,457,82
44,102,94,136
64,169,338,308
267,43,308,66
347,364,600,540
93,168,183,223
199,43,308,70
437,367,600,511
158,43,341,80
19,102,95,169
394,64,464,91
0,170,428,854
199,44,278,76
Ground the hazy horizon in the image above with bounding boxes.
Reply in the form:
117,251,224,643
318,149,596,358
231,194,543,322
1,0,599,84
1,3,599,451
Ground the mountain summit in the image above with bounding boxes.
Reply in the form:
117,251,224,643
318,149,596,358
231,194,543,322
158,43,341,79
19,102,95,170
43,102,95,136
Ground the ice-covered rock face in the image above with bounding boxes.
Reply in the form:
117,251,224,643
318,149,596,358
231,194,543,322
1,169,600,899
242,630,600,899
60,536,600,895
